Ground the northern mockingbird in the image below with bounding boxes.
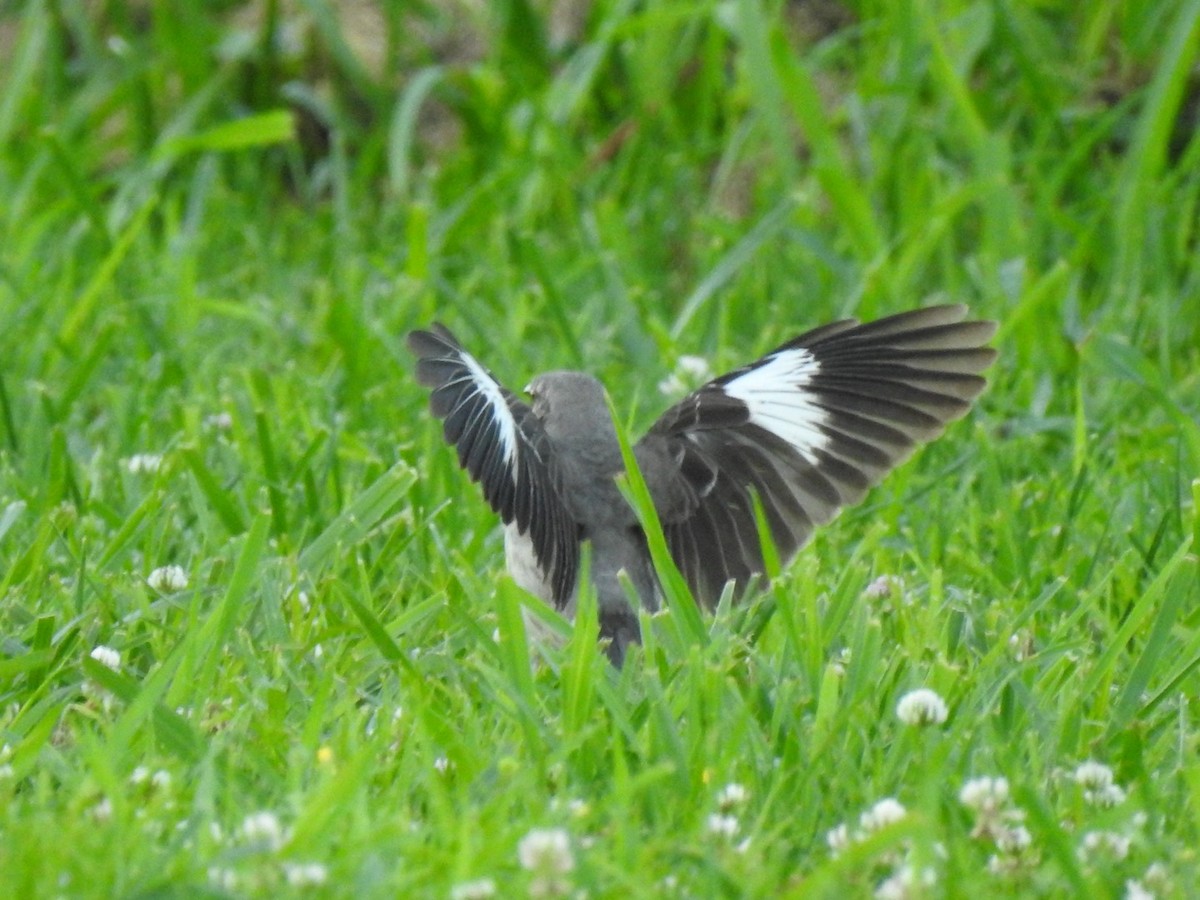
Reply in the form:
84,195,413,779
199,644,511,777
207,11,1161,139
409,305,996,665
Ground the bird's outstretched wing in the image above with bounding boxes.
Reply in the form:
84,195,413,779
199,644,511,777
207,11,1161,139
636,305,997,607
408,324,580,606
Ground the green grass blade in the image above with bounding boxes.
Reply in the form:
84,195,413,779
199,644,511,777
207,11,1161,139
671,197,795,339
58,193,158,345
343,588,404,663
0,0,49,145
192,511,272,693
1080,539,1194,706
155,109,295,159
299,462,417,575
562,572,600,732
181,445,247,536
493,576,537,704
84,652,204,763
606,395,707,650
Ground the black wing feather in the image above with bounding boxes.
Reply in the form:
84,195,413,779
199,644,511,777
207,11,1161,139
408,325,580,606
639,304,996,608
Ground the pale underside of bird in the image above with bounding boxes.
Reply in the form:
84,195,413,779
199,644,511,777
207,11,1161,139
409,305,997,665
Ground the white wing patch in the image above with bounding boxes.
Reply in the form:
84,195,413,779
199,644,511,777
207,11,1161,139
459,350,519,475
722,348,828,464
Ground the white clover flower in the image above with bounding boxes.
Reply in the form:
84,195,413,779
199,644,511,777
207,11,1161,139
874,875,902,900
860,798,907,833
658,355,713,397
962,780,1025,845
960,776,1009,812
1143,862,1169,888
706,813,739,838
875,864,935,900
207,868,239,891
1074,761,1126,806
451,878,498,900
151,769,171,789
657,374,686,396
1073,760,1114,789
896,689,948,726
1008,630,1033,661
1125,880,1155,900
90,645,121,671
1087,783,1127,807
1081,830,1131,861
828,797,908,858
717,782,749,811
241,810,287,851
864,575,900,599
987,853,1015,876
126,453,163,474
282,862,329,888
130,766,150,785
831,647,852,676
0,764,12,779
91,797,113,821
826,823,851,855
434,756,454,774
677,356,712,379
147,565,189,592
518,828,574,874
995,824,1032,854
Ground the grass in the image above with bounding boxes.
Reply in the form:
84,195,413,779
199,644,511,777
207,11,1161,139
1,0,1199,896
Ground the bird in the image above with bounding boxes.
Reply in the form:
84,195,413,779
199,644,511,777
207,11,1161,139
408,305,997,666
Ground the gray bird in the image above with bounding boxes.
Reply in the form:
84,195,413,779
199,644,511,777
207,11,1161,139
408,305,997,665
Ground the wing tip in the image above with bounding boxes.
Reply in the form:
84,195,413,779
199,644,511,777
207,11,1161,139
407,322,460,357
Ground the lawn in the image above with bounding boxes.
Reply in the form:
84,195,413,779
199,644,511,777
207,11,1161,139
1,1,1199,897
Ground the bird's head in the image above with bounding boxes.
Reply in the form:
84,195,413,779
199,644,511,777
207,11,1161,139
525,371,612,442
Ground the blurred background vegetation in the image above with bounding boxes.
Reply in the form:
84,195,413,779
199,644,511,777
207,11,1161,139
5,0,1198,351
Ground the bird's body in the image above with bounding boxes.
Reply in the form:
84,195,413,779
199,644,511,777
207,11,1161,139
409,306,997,665
506,371,658,659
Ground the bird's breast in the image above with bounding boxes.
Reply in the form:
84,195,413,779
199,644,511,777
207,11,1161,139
504,522,564,606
